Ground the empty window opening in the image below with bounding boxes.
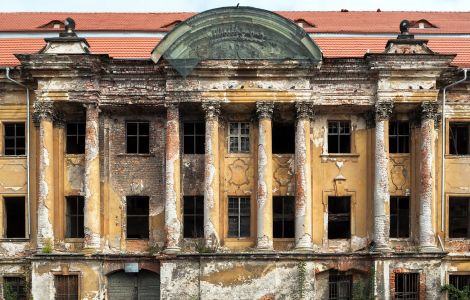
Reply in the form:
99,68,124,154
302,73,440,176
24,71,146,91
390,196,410,238
126,196,149,239
449,275,470,293
4,123,25,156
328,121,351,153
228,197,250,238
273,196,295,238
4,197,25,238
389,121,410,153
449,123,470,155
229,122,250,153
395,273,419,299
54,275,78,300
329,270,352,300
183,196,204,238
328,196,351,239
449,197,470,238
3,276,27,300
66,123,85,154
183,122,205,154
65,196,84,238
272,123,295,154
126,121,150,154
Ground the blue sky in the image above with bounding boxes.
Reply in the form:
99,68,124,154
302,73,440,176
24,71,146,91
2,0,470,12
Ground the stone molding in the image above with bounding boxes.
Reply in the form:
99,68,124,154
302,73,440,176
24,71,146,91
375,101,394,121
32,101,57,125
202,101,221,119
295,102,315,120
256,102,274,120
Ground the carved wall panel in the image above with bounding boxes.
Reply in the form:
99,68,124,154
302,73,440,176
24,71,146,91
388,155,411,195
224,157,254,195
272,154,294,196
0,158,26,193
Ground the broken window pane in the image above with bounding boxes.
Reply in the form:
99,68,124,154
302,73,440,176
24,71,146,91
273,196,295,238
66,122,85,154
272,123,295,154
228,197,250,238
4,123,25,156
328,196,351,239
328,270,352,300
3,276,27,300
449,197,470,238
328,121,351,154
449,275,470,292
54,275,79,300
390,196,409,238
65,196,84,238
389,121,410,153
4,196,25,238
183,195,204,238
183,122,205,154
449,123,470,155
126,196,149,239
126,121,150,154
229,122,250,153
395,273,419,299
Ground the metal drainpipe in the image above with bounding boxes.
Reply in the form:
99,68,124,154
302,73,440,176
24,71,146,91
441,68,468,233
4,67,31,238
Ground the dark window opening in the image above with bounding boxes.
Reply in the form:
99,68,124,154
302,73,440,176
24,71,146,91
395,273,419,299
183,122,205,154
329,270,352,300
273,196,295,238
228,197,250,238
272,123,295,154
3,276,27,300
66,123,85,154
54,275,78,300
183,196,204,238
126,121,150,154
449,275,470,296
449,197,470,238
126,196,149,239
328,121,351,154
328,196,351,239
4,123,25,156
449,123,470,155
65,196,84,238
390,196,410,238
389,121,410,153
229,122,250,153
4,197,25,238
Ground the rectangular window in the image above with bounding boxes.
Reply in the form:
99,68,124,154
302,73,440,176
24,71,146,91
183,122,205,154
272,123,295,154
449,123,470,155
126,121,149,154
66,123,85,154
273,196,295,238
395,273,419,299
229,122,250,153
126,196,149,239
3,276,27,300
65,196,84,238
3,197,25,238
4,123,25,156
328,196,351,239
449,275,470,292
328,121,351,154
183,196,204,238
54,275,78,300
449,197,470,238
328,271,352,300
390,196,410,238
389,121,410,153
228,197,250,238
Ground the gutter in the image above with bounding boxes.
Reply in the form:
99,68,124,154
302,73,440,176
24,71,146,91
441,69,468,233
4,67,31,238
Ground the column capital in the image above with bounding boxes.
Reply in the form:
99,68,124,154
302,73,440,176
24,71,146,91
83,102,101,111
202,101,221,119
53,110,66,128
375,101,393,121
295,102,315,120
32,101,56,124
164,102,179,110
419,101,439,121
256,101,274,120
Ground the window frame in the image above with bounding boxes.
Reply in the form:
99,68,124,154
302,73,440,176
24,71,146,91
65,196,84,239
183,195,204,238
389,120,410,154
394,272,419,300
126,196,150,240
448,196,470,239
273,196,295,239
228,122,250,153
125,121,150,154
65,122,86,155
448,273,470,295
2,196,26,239
54,274,80,300
3,276,27,300
183,121,205,154
227,196,251,238
3,122,26,156
390,196,410,239
327,196,351,240
327,120,351,154
328,270,352,300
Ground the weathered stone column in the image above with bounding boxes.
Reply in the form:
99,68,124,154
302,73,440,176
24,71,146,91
373,101,393,251
33,101,55,250
419,101,438,251
84,103,101,249
295,102,314,250
256,102,274,250
164,103,182,253
202,102,220,248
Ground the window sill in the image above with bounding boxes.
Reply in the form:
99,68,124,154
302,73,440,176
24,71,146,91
445,154,470,159
126,238,150,241
225,237,252,241
64,154,85,158
116,153,155,157
64,238,84,243
273,238,295,241
0,238,29,242
0,155,26,159
389,153,411,157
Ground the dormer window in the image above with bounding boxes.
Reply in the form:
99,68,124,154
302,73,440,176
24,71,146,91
293,18,315,29
38,20,65,29
409,19,438,29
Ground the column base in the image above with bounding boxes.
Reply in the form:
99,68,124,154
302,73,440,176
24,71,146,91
163,246,181,254
419,245,442,253
294,246,314,253
372,244,392,253
82,247,99,255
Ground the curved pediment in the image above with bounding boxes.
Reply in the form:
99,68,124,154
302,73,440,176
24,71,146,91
151,6,322,76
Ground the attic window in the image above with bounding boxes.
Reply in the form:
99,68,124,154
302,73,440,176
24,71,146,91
410,19,437,29
162,20,182,30
38,20,65,29
294,18,315,29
